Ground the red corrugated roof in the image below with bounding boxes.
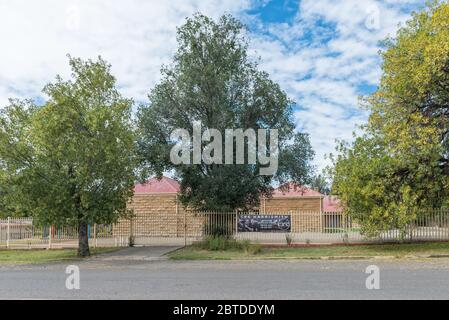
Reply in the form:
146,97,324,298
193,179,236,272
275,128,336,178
134,176,180,194
271,183,324,198
323,195,343,212
133,178,337,205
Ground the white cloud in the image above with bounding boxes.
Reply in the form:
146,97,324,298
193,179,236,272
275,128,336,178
0,0,425,172
246,0,424,171
0,0,250,106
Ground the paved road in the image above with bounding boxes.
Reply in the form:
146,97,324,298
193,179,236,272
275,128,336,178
1,246,449,299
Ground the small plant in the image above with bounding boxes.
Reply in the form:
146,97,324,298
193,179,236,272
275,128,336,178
207,236,227,250
198,236,239,251
196,236,261,254
285,234,293,246
240,240,251,250
245,243,262,255
238,240,262,255
305,238,311,245
203,221,233,238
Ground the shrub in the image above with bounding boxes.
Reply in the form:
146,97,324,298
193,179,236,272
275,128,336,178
240,240,251,253
244,242,262,255
203,214,235,238
205,224,231,238
196,236,261,254
207,236,230,251
197,236,238,251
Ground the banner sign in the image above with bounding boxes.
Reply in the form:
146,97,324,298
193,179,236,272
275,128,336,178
238,214,291,232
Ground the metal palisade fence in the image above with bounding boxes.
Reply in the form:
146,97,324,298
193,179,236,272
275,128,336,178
0,217,127,249
1,209,449,249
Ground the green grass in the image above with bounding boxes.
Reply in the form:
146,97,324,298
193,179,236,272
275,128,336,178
0,247,120,265
168,242,449,260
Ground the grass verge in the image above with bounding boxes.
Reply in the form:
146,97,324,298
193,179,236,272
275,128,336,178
0,247,120,265
168,241,449,260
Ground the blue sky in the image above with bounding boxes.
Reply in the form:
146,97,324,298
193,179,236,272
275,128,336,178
0,0,426,170
247,0,300,22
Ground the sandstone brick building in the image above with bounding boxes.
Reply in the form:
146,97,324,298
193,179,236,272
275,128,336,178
260,183,324,213
113,176,342,238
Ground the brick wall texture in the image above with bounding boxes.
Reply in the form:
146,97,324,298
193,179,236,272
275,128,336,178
113,193,326,237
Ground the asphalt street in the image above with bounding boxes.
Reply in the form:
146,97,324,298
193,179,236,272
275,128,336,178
1,246,449,299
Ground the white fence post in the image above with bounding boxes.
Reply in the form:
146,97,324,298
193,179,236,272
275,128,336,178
6,217,10,249
184,209,187,247
48,225,52,250
235,211,238,236
94,224,97,248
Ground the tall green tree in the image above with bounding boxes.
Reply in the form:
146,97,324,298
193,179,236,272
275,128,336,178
331,1,449,235
137,14,314,211
309,174,330,195
0,57,137,256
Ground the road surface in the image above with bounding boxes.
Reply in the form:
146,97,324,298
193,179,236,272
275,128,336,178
1,246,448,299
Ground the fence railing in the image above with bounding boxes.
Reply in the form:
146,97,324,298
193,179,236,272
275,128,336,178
1,209,449,249
0,217,123,249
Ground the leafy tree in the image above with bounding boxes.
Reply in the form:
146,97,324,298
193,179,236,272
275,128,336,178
137,14,314,211
331,1,449,235
0,171,11,219
309,174,330,195
0,57,136,256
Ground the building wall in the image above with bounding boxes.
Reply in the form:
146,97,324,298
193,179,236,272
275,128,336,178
113,193,204,238
114,193,177,237
261,197,322,213
260,197,323,232
113,194,325,237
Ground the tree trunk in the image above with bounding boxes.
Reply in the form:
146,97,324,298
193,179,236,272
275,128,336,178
77,219,90,257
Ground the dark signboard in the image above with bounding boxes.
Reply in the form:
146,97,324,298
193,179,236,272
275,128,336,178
238,214,291,232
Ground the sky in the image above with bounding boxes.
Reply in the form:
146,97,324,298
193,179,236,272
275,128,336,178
0,0,426,171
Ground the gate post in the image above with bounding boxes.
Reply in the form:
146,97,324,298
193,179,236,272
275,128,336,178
296,210,300,233
6,217,10,249
320,210,323,233
93,224,97,248
235,211,238,236
184,209,187,247
48,225,52,250
129,217,134,247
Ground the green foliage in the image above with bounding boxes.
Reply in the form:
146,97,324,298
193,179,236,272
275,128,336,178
196,236,260,254
331,1,449,235
243,242,262,255
137,13,314,211
197,236,239,251
203,223,232,238
169,242,449,260
309,174,330,195
0,248,120,265
0,56,137,255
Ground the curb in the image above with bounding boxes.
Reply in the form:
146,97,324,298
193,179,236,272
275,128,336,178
261,254,449,260
248,255,393,261
416,254,449,259
168,254,449,261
